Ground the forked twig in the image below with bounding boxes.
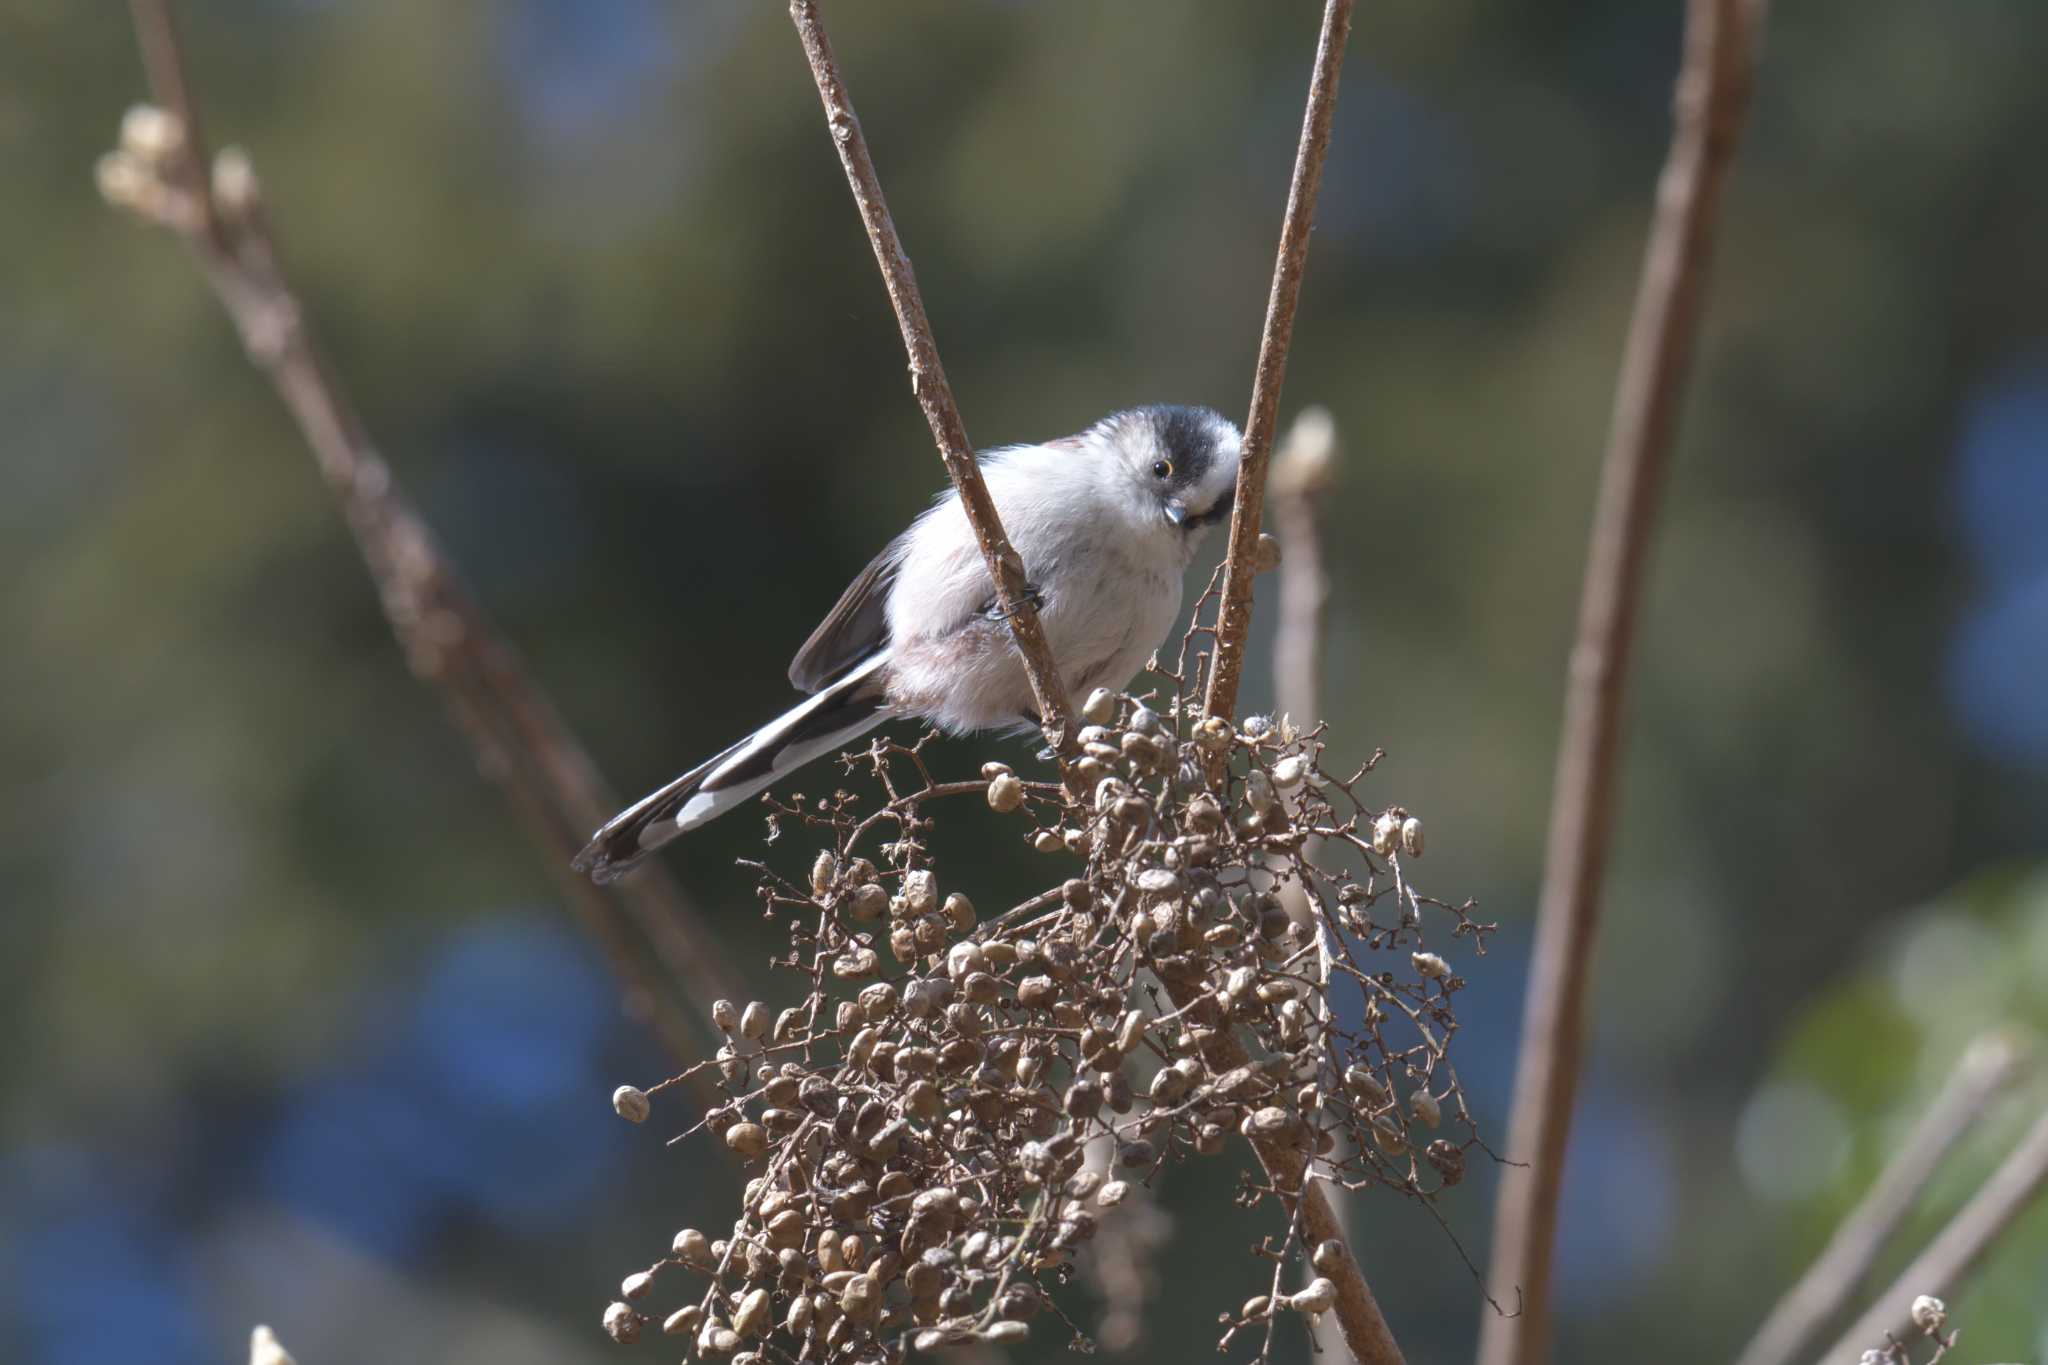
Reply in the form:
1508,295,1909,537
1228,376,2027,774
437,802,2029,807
1477,1,1763,1360
1734,1033,2024,1365
1821,1099,2048,1363
113,0,749,1068
787,0,1077,754
1203,0,1355,725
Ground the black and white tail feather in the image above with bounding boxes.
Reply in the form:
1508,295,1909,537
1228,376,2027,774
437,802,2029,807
573,654,892,883
572,404,1243,885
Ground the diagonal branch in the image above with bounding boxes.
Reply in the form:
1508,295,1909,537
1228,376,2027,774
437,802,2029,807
1734,1032,2023,1365
1162,973,1407,1365
787,0,1076,754
1202,0,1355,726
113,0,749,1069
1475,1,1763,1361
1820,1098,2048,1364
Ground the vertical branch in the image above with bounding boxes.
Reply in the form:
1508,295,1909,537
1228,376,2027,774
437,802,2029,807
1270,406,1341,731
1820,1100,2048,1363
1475,2,1762,1361
1734,1033,2023,1365
113,0,750,1068
787,0,1076,753
1268,406,1347,1360
1203,0,1355,726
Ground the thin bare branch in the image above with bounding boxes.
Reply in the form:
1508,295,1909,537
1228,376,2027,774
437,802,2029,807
1268,406,1350,1362
115,0,749,1068
1163,975,1407,1365
1203,0,1355,726
787,0,1076,754
1735,1033,2025,1365
1270,406,1341,732
1476,1,1763,1361
1822,1099,2048,1364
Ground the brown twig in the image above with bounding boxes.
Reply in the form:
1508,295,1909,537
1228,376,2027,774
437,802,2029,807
1821,1099,2048,1364
1734,1033,2025,1365
113,0,750,1068
1475,1,1762,1361
1203,0,1355,726
787,0,1076,754
1163,975,1407,1365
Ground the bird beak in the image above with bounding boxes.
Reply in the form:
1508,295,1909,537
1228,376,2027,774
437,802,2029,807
1164,500,1189,527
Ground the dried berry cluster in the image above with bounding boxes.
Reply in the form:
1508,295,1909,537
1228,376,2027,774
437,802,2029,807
1857,1297,1958,1365
604,659,1490,1363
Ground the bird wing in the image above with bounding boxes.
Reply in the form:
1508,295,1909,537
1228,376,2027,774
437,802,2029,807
788,535,904,692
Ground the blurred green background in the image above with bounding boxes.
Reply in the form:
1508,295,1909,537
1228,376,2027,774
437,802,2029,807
5,3,2047,1362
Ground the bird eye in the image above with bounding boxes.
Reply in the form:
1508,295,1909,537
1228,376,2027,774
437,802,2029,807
1152,459,1174,480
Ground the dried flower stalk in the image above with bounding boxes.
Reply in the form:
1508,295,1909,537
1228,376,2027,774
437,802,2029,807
1478,1,1762,1358
109,0,747,1068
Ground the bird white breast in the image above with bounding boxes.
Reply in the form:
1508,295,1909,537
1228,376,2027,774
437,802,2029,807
883,438,1197,732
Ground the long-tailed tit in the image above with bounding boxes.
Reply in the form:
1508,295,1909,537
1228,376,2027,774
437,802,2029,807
574,404,1242,882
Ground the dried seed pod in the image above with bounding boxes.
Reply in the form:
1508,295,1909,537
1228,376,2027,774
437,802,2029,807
739,1000,769,1040
733,1287,773,1338
847,883,889,921
602,1301,641,1343
1371,811,1401,856
839,1273,881,1320
900,869,938,916
946,942,986,980
711,998,739,1032
1426,1138,1466,1185
1136,868,1184,897
810,850,837,896
1289,1277,1338,1315
1311,1238,1347,1274
724,1123,770,1158
672,1226,711,1264
943,892,976,932
1372,1114,1408,1154
1401,815,1425,856
620,1270,654,1299
986,772,1024,812
1410,1089,1443,1128
663,1304,702,1336
1081,687,1118,725
1412,951,1450,980
612,1085,651,1124
1098,1179,1130,1208
1344,1064,1390,1106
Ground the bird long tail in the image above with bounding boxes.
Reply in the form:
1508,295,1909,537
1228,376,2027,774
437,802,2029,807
572,654,891,883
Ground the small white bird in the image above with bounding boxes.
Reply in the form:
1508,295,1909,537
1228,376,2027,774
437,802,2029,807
574,404,1242,882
